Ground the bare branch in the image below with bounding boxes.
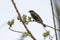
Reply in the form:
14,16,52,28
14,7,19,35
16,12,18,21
11,0,36,40
50,0,58,40
9,27,24,33
44,24,60,31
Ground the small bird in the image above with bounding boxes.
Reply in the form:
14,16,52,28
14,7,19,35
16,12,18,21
29,10,46,27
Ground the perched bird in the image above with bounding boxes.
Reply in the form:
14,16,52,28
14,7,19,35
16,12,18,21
29,10,46,27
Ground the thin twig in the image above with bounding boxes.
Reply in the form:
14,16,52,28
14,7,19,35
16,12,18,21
44,24,60,31
50,0,58,40
11,0,36,40
20,20,60,31
49,35,53,40
9,27,24,33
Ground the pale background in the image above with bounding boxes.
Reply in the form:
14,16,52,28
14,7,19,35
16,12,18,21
0,0,55,40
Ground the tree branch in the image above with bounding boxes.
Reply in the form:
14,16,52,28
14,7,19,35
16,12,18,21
50,0,58,40
44,24,60,31
11,0,36,40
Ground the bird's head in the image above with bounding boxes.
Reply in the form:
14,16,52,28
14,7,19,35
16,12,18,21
29,10,35,15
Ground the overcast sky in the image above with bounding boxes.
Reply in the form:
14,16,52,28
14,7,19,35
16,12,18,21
0,0,56,40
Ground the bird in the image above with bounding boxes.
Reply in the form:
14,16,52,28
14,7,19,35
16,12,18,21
29,10,46,27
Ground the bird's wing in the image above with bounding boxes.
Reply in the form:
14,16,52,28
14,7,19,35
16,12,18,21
33,13,43,23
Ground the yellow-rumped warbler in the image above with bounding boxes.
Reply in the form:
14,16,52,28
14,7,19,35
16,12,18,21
29,10,46,27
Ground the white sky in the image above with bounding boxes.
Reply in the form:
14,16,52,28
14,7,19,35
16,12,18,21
0,0,56,40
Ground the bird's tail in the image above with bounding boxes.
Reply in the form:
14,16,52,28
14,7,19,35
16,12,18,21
42,23,46,27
